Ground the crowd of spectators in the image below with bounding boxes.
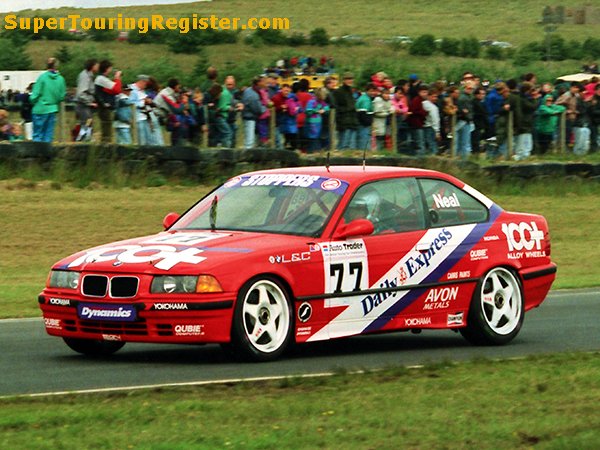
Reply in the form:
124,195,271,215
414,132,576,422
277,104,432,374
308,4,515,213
10,55,600,158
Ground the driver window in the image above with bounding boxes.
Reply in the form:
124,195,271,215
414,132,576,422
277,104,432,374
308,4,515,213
418,178,488,227
343,178,425,235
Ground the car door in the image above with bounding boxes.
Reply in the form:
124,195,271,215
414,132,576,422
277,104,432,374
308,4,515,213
315,177,430,340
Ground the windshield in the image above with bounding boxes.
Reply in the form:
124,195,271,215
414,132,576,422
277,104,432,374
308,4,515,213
174,174,349,237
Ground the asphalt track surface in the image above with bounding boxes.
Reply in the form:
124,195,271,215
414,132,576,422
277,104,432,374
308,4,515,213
1,289,598,397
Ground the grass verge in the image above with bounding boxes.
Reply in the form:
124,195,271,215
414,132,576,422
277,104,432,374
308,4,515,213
1,352,599,449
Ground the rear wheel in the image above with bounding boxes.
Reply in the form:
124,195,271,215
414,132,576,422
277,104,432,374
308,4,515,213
460,267,524,345
63,337,125,356
230,277,293,362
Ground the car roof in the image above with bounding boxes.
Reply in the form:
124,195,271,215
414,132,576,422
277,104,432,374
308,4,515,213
243,165,456,184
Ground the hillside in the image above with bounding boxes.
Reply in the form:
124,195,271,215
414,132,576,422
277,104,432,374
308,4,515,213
8,0,600,86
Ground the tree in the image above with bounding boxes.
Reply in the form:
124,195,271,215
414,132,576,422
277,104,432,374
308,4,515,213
0,38,32,70
56,45,72,64
409,34,436,56
309,27,329,46
187,48,211,87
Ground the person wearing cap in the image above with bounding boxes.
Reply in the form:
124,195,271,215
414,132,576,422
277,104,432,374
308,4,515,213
113,84,133,145
30,57,66,143
334,72,358,149
94,59,122,143
128,74,153,145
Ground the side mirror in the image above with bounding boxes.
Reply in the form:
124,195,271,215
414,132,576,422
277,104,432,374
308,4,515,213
333,219,374,240
162,212,180,230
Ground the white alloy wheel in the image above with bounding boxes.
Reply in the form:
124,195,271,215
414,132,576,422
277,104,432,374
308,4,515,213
239,279,292,358
460,267,524,346
480,267,522,336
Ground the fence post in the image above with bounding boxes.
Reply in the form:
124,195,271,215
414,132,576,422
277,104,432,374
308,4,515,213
450,114,457,158
269,105,276,148
59,102,67,143
558,111,566,154
391,113,397,152
329,108,336,151
202,104,209,148
507,110,514,159
130,105,138,145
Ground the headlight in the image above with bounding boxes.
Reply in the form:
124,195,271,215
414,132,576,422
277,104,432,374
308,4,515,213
151,275,223,294
48,270,80,290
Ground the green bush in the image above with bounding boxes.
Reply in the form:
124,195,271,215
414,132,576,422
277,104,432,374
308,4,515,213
582,38,600,58
129,56,184,88
460,37,480,58
248,28,289,46
87,28,118,42
309,27,330,46
288,32,307,47
409,34,436,56
485,45,505,60
513,42,543,66
128,28,168,44
439,38,460,56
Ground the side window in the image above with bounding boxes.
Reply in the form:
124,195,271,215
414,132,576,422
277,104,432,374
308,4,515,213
419,178,489,227
343,178,425,235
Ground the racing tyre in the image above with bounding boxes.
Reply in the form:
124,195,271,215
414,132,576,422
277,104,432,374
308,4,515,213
63,337,125,356
460,267,524,346
230,277,293,362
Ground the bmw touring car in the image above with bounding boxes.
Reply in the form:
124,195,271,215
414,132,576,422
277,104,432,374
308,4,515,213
39,166,556,361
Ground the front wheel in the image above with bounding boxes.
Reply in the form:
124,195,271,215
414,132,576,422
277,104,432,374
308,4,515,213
63,337,125,356
230,277,293,362
460,267,524,346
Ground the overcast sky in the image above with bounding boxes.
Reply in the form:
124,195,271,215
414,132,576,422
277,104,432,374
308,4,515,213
0,0,206,13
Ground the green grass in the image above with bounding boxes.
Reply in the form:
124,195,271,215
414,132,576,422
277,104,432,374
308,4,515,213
1,352,599,449
0,177,599,318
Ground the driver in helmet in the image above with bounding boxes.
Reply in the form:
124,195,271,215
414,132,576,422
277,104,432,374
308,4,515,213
343,186,381,228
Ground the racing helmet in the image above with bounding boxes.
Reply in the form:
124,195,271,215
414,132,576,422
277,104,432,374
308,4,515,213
345,186,381,222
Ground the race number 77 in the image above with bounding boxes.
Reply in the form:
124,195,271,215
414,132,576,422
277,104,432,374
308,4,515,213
329,262,363,293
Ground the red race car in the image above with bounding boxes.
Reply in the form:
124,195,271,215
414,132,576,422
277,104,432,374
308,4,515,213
39,166,556,361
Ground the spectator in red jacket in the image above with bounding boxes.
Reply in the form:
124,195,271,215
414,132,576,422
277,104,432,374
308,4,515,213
407,84,428,156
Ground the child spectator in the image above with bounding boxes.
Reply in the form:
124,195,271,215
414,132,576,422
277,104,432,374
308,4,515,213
305,87,330,152
372,88,394,150
113,85,133,145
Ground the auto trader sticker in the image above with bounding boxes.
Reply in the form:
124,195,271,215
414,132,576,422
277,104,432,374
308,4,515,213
322,239,369,308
